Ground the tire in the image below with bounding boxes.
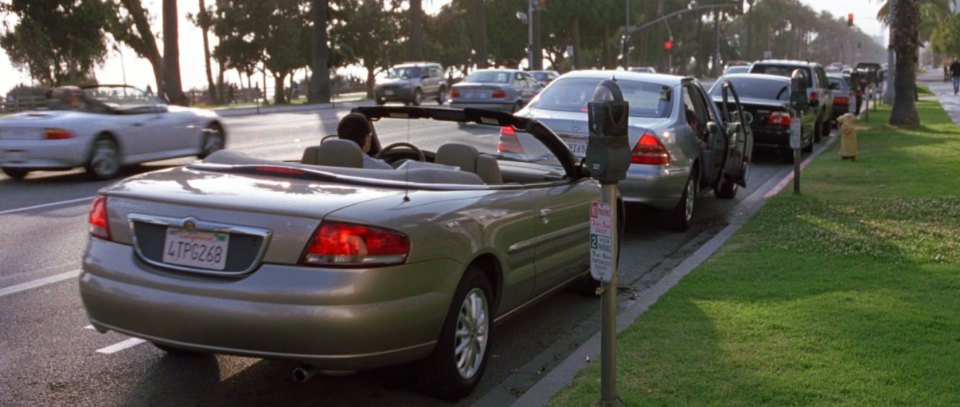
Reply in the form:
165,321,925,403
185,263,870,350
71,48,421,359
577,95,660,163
813,119,823,143
2,168,29,180
821,116,832,138
716,179,738,199
436,86,447,104
85,138,121,180
416,267,492,400
376,96,386,106
669,172,697,231
198,123,225,159
412,89,423,106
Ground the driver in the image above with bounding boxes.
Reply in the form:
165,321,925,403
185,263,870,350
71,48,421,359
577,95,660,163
337,113,393,169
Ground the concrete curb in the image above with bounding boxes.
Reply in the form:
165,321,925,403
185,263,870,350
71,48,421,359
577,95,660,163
511,135,839,407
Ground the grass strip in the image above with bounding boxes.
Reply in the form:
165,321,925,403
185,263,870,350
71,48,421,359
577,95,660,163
548,99,960,406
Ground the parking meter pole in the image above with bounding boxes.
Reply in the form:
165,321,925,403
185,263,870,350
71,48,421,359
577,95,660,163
793,149,801,194
599,183,622,407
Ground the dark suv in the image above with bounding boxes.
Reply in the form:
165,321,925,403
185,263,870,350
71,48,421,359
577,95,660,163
374,62,448,106
749,59,833,142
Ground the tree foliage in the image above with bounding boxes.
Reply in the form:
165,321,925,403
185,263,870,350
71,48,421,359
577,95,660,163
0,0,114,86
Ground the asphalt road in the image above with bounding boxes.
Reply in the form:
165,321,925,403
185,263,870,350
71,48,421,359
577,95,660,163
0,106,829,406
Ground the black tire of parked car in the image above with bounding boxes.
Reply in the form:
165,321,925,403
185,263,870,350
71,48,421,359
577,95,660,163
416,266,493,400
411,89,423,106
813,118,823,143
2,167,30,180
85,136,121,180
436,86,447,104
376,96,386,105
670,170,698,231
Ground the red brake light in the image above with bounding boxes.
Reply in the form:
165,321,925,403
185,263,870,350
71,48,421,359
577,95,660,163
300,222,409,267
498,126,525,154
254,166,307,175
45,129,74,140
491,90,507,98
630,133,670,165
450,89,460,98
809,91,819,102
89,195,111,240
833,96,849,105
768,111,792,126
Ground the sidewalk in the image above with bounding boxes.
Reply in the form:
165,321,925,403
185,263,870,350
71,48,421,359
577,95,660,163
211,92,368,117
510,70,960,407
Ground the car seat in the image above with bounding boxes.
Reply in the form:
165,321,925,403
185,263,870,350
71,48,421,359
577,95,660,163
301,139,364,168
434,143,502,184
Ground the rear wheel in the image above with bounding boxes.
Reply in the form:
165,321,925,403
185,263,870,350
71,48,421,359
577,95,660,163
813,119,823,143
85,138,121,180
417,267,492,400
412,89,423,106
376,96,386,105
436,86,447,104
716,178,739,199
669,172,697,231
2,168,29,180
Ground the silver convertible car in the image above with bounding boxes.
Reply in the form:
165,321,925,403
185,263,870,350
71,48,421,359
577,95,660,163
0,84,226,180
513,70,752,231
79,106,600,400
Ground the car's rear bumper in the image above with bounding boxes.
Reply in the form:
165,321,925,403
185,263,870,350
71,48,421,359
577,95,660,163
80,238,460,370
0,138,87,169
617,163,690,210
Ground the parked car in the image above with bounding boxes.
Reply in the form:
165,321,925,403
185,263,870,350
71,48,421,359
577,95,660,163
709,73,814,161
749,59,833,142
528,69,560,87
827,73,856,123
79,105,601,400
374,62,448,106
628,66,657,73
513,70,752,231
449,69,542,113
723,65,750,75
0,84,225,180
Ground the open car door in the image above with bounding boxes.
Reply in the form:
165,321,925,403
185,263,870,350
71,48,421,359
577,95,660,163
716,80,752,188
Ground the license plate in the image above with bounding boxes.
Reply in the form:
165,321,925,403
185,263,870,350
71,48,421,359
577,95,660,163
466,91,487,99
384,90,394,96
565,139,588,158
162,228,229,270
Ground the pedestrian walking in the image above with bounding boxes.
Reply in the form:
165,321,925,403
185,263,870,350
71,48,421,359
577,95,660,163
950,58,960,95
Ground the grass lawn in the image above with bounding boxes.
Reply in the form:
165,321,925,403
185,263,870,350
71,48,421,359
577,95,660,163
548,100,960,406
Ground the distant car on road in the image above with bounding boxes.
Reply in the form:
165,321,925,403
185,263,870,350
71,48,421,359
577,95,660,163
723,65,750,75
374,62,448,106
449,69,542,113
514,70,752,231
628,66,657,73
528,70,560,87
0,84,225,180
749,59,833,142
827,74,856,123
709,73,815,161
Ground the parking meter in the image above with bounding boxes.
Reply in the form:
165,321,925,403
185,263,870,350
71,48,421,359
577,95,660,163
586,80,631,184
789,70,807,150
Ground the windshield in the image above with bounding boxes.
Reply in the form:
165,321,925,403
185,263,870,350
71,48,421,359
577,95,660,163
710,77,789,101
531,77,673,118
83,86,155,107
463,71,512,83
387,67,423,79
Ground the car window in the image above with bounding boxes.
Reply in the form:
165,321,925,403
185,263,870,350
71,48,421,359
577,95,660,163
531,77,672,118
388,67,422,79
683,84,713,129
466,71,511,83
710,77,789,101
750,65,813,85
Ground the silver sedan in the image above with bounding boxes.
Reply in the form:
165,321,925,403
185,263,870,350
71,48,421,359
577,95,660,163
0,84,225,180
514,70,752,231
449,69,542,113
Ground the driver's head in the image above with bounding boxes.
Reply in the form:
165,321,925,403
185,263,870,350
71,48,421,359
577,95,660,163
337,113,373,153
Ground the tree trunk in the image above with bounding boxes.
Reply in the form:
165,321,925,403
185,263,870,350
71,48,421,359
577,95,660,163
570,16,581,70
309,0,331,103
198,0,218,104
273,72,287,105
409,0,423,61
120,0,163,93
365,65,376,99
472,0,488,68
162,0,188,105
890,0,919,126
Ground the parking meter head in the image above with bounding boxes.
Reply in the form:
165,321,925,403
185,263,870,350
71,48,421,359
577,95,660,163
789,69,809,111
586,79,631,183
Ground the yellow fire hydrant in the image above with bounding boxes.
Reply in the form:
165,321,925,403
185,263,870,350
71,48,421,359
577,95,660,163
837,113,858,161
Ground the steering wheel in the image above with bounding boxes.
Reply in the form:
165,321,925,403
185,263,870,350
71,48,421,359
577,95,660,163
376,142,425,163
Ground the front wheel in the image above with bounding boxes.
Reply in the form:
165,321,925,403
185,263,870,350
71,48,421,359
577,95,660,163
436,86,447,104
716,178,739,199
85,138,121,180
2,168,30,180
669,172,697,231
416,267,492,400
411,89,423,106
198,124,225,158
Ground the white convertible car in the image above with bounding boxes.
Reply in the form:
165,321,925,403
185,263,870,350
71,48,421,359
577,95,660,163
0,85,226,180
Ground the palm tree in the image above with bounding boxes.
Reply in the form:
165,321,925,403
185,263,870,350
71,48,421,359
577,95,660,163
198,0,219,103
309,0,331,103
410,0,424,60
162,0,188,105
881,0,924,125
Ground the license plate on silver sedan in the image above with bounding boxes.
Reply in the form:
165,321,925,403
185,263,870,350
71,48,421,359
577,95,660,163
162,228,229,270
565,139,588,158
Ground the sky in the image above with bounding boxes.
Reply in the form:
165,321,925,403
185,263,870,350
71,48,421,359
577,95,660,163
0,0,887,96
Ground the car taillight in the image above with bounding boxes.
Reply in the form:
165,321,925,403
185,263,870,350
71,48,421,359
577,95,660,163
491,90,507,98
630,133,670,165
497,126,525,154
450,89,460,98
768,111,792,126
300,221,409,267
45,129,74,139
89,195,111,241
833,96,849,105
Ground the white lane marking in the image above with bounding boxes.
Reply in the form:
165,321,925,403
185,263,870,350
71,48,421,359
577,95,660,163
0,269,81,298
0,196,93,216
96,338,146,354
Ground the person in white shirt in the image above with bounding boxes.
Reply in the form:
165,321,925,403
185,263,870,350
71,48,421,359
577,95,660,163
336,112,393,169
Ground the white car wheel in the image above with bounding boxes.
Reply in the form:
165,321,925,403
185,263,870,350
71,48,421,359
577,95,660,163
85,138,121,180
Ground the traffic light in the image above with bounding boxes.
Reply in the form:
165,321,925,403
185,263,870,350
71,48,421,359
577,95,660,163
848,13,853,27
664,40,673,52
